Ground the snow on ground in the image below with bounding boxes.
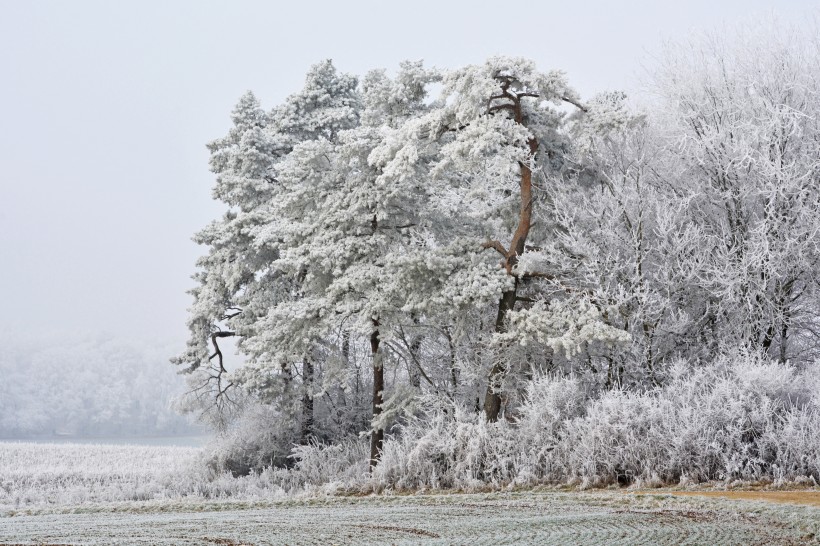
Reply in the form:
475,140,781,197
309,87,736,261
0,442,203,508
1,442,818,545
1,491,819,545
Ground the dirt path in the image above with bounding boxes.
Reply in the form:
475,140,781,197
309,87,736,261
634,489,820,507
674,490,820,507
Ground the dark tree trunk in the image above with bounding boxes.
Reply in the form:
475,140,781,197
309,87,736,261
482,82,539,422
342,329,351,363
369,320,384,470
445,327,459,396
409,318,422,390
300,358,314,444
484,282,518,421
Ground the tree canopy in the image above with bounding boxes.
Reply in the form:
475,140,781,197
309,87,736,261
176,38,820,473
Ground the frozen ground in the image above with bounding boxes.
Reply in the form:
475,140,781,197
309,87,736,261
0,442,204,508
1,491,819,545
1,442,818,545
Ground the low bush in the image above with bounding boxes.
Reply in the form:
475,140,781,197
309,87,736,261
364,352,820,490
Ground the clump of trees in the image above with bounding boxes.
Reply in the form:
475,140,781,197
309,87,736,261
175,21,820,486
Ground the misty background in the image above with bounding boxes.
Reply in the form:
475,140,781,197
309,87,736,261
0,0,814,438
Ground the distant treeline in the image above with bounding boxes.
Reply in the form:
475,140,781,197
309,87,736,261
0,334,198,438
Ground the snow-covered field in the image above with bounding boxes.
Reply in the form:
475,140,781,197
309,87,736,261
0,442,204,508
2,491,819,545
1,442,819,544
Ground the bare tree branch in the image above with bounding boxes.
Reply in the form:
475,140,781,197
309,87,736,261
209,331,236,373
482,240,508,257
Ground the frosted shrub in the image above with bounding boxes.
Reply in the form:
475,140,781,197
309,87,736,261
374,379,586,490
560,391,657,486
366,356,820,489
514,375,589,482
374,399,519,490
206,403,300,476
375,404,472,489
287,440,369,490
371,353,820,490
559,353,820,485
767,409,820,482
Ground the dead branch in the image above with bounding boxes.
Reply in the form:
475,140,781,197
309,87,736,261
482,240,508,257
209,331,236,373
561,95,588,112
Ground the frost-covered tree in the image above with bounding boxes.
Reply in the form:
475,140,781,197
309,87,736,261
173,22,820,487
178,57,631,468
250,61,459,466
544,118,707,386
542,21,820,391
174,61,360,436
649,23,820,363
384,58,632,421
172,90,274,425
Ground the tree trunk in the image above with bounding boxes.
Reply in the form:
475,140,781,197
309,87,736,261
445,327,459,396
300,358,314,444
342,329,351,363
484,118,537,422
484,283,518,421
409,317,422,390
369,320,384,470
777,282,793,364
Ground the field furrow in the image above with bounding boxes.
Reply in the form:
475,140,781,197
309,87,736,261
1,491,817,545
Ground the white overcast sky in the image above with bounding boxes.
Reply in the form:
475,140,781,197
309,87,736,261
1,0,815,348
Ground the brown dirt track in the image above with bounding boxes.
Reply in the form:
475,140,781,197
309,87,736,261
634,489,820,507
